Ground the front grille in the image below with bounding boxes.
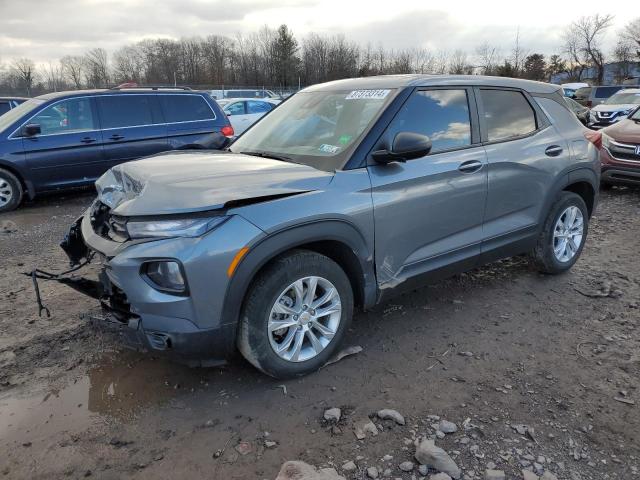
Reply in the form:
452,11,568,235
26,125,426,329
608,141,640,163
90,201,130,242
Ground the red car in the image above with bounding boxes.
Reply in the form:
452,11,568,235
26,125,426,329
599,107,640,187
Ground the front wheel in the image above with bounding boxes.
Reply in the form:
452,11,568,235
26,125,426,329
238,250,354,378
530,191,589,274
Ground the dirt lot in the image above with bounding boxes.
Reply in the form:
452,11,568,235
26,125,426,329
0,187,639,480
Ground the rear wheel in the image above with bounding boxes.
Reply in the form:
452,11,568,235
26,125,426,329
238,250,353,378
531,191,589,274
0,168,23,213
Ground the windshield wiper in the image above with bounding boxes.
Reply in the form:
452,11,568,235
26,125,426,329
239,150,293,162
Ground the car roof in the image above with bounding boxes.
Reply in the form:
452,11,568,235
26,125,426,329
303,74,562,95
33,88,206,101
615,88,640,94
219,97,279,103
0,96,29,101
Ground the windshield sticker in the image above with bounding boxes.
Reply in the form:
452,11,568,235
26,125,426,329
345,89,390,100
338,134,352,145
319,144,341,154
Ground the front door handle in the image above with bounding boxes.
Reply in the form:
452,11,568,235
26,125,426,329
458,160,483,173
109,134,124,141
545,145,563,157
80,137,96,144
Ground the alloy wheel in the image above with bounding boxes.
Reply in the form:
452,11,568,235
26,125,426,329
553,206,584,262
267,276,342,362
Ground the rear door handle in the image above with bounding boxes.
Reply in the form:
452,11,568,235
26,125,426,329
545,145,563,157
80,137,96,144
458,160,483,173
109,134,124,141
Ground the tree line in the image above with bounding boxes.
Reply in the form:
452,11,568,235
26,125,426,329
1,16,639,97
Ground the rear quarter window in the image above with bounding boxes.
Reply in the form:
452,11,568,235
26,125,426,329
159,95,216,123
574,87,591,98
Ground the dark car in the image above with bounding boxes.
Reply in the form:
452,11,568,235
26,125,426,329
0,87,233,212
574,85,625,108
0,97,28,116
564,97,590,125
600,107,640,187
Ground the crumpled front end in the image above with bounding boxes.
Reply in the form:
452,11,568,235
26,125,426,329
57,202,265,365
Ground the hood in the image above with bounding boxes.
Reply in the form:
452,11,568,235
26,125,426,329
603,118,640,143
96,151,334,216
592,103,638,113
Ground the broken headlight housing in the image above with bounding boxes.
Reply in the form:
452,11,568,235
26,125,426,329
126,216,229,239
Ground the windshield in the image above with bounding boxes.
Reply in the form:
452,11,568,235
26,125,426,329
230,89,396,171
604,91,640,105
0,98,44,133
631,108,640,121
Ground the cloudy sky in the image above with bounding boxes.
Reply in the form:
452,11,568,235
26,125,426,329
0,0,631,65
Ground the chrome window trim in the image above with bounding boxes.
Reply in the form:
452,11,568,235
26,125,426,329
9,93,217,140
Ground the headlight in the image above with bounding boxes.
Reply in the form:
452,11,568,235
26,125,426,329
601,132,612,149
143,260,187,293
127,216,229,239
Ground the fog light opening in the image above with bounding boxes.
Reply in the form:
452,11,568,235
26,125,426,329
142,260,187,294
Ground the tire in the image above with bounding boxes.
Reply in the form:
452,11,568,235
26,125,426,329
0,168,23,213
238,250,354,379
530,191,589,274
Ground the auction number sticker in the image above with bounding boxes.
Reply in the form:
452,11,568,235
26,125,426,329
345,89,390,100
319,144,341,154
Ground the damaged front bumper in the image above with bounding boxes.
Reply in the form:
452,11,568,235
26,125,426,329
53,209,263,366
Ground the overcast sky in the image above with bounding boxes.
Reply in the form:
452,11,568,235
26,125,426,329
0,0,631,65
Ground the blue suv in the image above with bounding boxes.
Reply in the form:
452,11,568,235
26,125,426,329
0,87,233,212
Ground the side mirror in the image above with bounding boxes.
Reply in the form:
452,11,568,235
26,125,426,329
22,123,41,137
372,132,432,164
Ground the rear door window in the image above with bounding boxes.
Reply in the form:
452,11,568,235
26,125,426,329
480,89,537,142
159,95,216,123
224,101,246,116
31,97,97,135
386,89,472,153
97,95,155,129
595,87,621,98
247,100,273,114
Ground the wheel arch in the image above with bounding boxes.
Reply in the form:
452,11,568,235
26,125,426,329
0,160,33,200
563,170,597,217
221,220,377,332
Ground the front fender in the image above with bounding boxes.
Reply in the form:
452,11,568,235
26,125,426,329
221,219,377,332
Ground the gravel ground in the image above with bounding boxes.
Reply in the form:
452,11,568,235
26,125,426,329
0,187,638,480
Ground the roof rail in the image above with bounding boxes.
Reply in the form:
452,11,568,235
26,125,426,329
109,83,193,91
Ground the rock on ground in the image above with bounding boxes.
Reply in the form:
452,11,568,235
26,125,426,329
430,474,453,480
399,461,413,472
341,461,356,472
377,409,405,425
276,461,346,480
484,470,506,480
366,466,379,478
414,439,461,479
324,408,341,422
438,420,458,434
522,471,539,480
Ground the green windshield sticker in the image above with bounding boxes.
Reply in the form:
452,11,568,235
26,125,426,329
338,135,352,145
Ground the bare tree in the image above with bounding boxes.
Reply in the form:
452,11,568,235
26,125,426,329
476,42,501,75
612,39,635,83
449,50,472,74
84,48,109,87
622,17,640,60
11,58,37,96
44,61,65,92
112,45,145,84
61,55,85,89
565,14,614,84
509,28,529,77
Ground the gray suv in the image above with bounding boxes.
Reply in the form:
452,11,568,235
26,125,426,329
61,75,600,378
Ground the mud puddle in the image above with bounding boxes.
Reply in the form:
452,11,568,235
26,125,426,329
0,350,204,446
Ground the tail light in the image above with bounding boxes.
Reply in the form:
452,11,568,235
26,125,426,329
221,125,234,138
584,130,602,149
